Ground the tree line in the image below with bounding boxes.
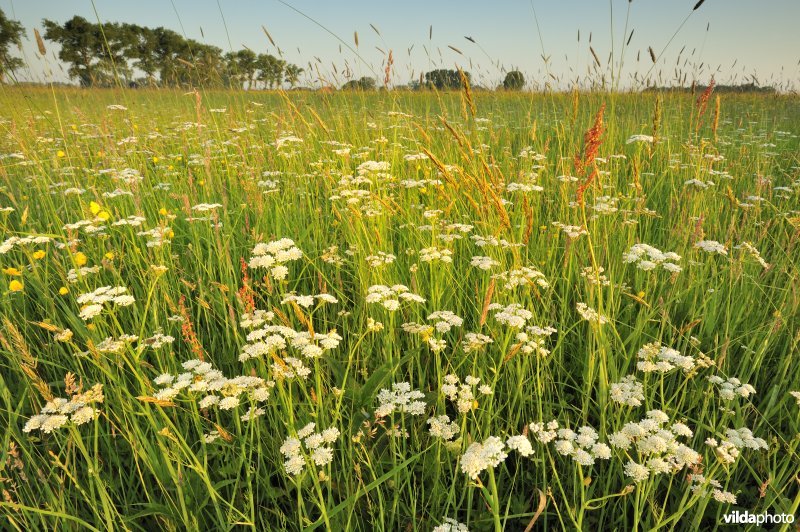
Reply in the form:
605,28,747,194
1,9,529,90
1,11,304,88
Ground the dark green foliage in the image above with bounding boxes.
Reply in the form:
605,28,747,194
503,70,525,91
0,8,24,82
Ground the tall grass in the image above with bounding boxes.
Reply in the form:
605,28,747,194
0,85,798,530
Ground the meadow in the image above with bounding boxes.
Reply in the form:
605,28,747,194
0,86,798,530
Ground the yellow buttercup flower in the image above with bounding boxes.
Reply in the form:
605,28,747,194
56,150,65,158
104,252,115,260
74,252,88,267
152,156,159,164
90,201,101,215
33,250,46,260
9,280,23,292
159,207,168,216
3,267,22,276
97,210,111,221
59,286,69,295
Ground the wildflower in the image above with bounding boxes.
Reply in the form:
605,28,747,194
506,435,534,457
427,415,460,441
375,383,426,418
419,246,453,263
514,325,557,357
365,251,396,268
23,383,104,434
626,134,655,144
610,411,701,480
694,240,728,255
610,375,645,407
433,518,469,532
9,280,23,292
491,266,549,290
460,436,508,479
366,284,425,311
707,376,756,401
489,303,533,328
623,244,682,273
463,332,493,353
248,238,303,280
790,391,800,407
576,302,608,325
280,424,339,476
624,460,651,483
76,286,135,321
441,374,489,413
637,343,695,373
470,256,500,270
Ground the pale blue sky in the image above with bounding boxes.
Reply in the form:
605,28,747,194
3,0,799,89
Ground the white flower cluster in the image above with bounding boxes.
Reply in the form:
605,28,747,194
552,222,588,239
694,240,728,255
240,323,342,362
280,423,340,476
622,244,682,273
142,330,175,349
77,286,135,320
610,375,645,407
95,335,136,353
67,265,101,283
23,383,104,434
581,266,610,286
460,436,508,479
427,311,463,333
531,422,611,466
791,391,800,407
471,234,522,248
491,266,549,290
626,134,655,144
0,235,53,254
432,518,469,532
514,325,557,357
576,302,608,325
248,238,303,280
239,309,275,329
460,434,533,479
489,303,533,328
706,427,768,464
462,332,493,353
137,226,172,247
427,415,460,441
365,251,396,268
636,343,695,373
152,359,274,414
734,242,769,269
688,474,737,504
707,376,756,401
609,410,700,483
365,284,425,311
375,382,426,418
470,255,500,271
441,374,492,414
281,293,338,309
419,246,453,263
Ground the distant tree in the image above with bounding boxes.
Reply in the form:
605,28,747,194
284,63,303,88
341,76,376,91
423,69,469,90
255,53,284,89
503,70,525,91
0,9,25,82
126,24,159,85
43,16,100,86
